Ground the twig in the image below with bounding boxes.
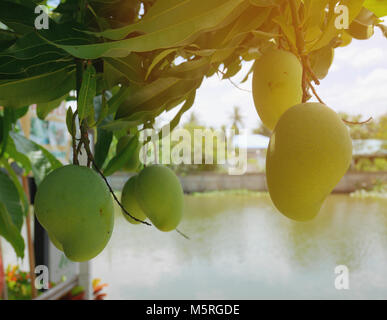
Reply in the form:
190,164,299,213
92,157,152,226
308,80,325,105
72,111,79,165
342,117,373,125
21,176,37,299
288,0,321,100
79,121,151,225
216,68,251,93
176,229,190,240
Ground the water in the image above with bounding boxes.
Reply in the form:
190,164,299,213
92,194,387,300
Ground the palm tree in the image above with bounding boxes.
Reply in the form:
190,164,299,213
229,106,244,135
186,111,200,126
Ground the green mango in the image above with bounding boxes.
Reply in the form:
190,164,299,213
135,165,184,232
121,175,147,224
34,165,114,262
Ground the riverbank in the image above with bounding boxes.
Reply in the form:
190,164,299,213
108,171,387,194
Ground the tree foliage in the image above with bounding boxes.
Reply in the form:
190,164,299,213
0,0,385,256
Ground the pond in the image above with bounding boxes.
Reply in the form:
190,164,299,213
92,193,387,300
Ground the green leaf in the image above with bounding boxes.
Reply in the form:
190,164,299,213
66,107,75,137
10,132,62,185
39,0,247,59
4,136,31,174
0,66,76,108
0,169,24,230
364,0,387,17
103,134,139,176
116,77,202,119
309,45,335,80
78,64,97,121
161,58,210,80
37,94,68,120
104,54,145,85
0,1,38,34
145,49,177,80
94,128,113,169
160,91,196,136
0,202,24,258
0,108,12,158
310,0,365,51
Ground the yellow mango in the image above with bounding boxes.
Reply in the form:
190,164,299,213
252,48,303,130
266,103,352,221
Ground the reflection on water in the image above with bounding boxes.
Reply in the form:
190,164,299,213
93,194,387,299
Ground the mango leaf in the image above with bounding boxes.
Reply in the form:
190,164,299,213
0,202,24,258
94,128,113,169
0,1,39,34
38,0,248,59
103,134,139,176
116,77,202,119
78,64,97,121
364,0,387,17
0,170,24,230
160,91,196,136
309,45,335,80
348,7,378,40
0,108,12,157
10,132,62,185
4,136,31,174
37,94,68,120
161,58,210,80
145,49,177,80
106,86,133,115
0,32,68,62
0,66,76,108
104,54,145,85
250,0,282,6
378,24,387,38
310,0,365,51
66,107,75,137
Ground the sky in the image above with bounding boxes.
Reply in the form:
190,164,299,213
165,28,387,131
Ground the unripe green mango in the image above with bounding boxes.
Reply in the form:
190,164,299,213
34,165,114,262
48,231,63,252
121,175,147,224
135,165,183,232
116,135,142,172
266,103,352,221
252,48,303,130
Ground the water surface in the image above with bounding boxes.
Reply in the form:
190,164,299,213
92,194,387,299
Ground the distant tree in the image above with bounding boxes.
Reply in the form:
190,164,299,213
229,106,244,135
253,122,272,137
185,112,200,126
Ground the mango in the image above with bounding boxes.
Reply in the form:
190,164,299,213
135,165,183,232
121,175,147,224
34,165,114,262
266,103,352,221
252,48,303,130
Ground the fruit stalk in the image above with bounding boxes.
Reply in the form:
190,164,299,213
288,0,320,101
22,176,37,299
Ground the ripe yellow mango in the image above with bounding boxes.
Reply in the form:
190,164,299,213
252,48,303,130
35,165,114,262
135,165,183,232
266,103,352,221
121,175,147,224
